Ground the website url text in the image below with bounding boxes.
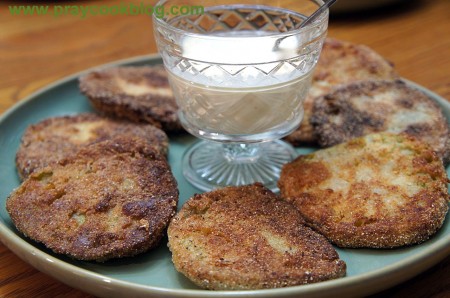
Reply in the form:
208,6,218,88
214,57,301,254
8,3,204,19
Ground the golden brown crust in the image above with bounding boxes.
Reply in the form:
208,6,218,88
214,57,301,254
7,137,178,261
311,80,450,164
279,133,449,248
168,183,346,290
285,38,399,145
15,113,169,180
79,66,182,132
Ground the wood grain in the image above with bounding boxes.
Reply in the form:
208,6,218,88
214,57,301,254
0,0,449,297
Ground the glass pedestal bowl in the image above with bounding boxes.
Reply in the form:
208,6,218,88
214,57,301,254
153,0,329,191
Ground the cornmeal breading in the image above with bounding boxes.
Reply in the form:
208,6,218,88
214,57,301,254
285,38,399,145
279,133,449,248
311,80,450,164
8,137,178,261
79,66,182,132
168,183,346,290
16,113,169,180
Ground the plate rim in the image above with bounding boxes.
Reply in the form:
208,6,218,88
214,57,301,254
0,55,449,298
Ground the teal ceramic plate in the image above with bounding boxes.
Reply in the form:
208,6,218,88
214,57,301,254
0,55,449,298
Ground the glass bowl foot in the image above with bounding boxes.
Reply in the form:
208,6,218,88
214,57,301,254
182,140,297,192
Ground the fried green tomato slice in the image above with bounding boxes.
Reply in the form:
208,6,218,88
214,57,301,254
168,183,346,290
279,132,449,248
16,113,169,180
311,80,450,164
285,37,399,145
79,66,182,132
7,137,178,261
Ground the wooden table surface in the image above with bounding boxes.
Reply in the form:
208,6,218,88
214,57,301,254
1,0,449,297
